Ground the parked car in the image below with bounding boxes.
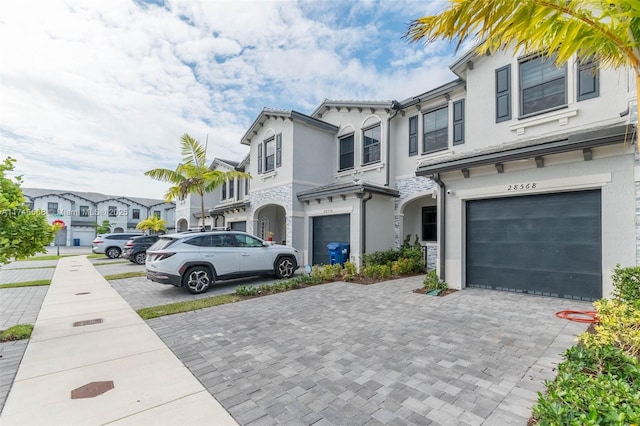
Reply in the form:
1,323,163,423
92,233,143,259
122,235,160,265
146,230,299,294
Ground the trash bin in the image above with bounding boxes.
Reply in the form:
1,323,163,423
327,242,350,267
73,238,80,246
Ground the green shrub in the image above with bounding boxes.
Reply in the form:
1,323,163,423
580,299,640,358
423,269,447,290
0,324,34,342
362,250,399,266
342,261,357,276
531,344,640,425
362,264,391,279
235,285,260,296
612,264,640,303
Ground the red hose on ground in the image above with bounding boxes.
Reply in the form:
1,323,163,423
555,310,598,323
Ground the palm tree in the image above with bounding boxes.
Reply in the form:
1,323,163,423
135,216,167,234
405,0,639,133
145,134,250,230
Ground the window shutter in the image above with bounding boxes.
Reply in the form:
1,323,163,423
495,65,511,122
257,143,263,174
408,116,418,156
276,133,282,168
452,99,464,145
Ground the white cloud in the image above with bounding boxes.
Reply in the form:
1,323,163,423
0,0,461,200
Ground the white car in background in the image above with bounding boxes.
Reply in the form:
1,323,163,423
146,231,299,294
92,233,143,259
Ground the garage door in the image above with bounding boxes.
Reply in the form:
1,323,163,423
229,221,246,232
466,190,601,301
312,214,350,265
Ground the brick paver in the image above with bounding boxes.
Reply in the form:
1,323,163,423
147,279,590,425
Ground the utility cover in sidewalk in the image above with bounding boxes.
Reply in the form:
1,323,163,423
72,318,103,327
71,381,114,399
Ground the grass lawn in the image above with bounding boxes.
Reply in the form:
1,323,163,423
26,254,75,261
93,260,131,266
7,265,57,270
87,254,107,259
0,324,34,342
0,280,51,289
137,294,241,320
103,271,147,280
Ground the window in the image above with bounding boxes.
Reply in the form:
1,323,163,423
229,179,235,199
234,234,263,247
452,100,464,145
495,65,511,122
153,210,161,218
245,178,249,195
422,206,437,242
47,202,58,215
222,182,227,200
132,209,140,219
339,134,354,171
25,202,34,210
577,57,599,101
408,116,418,156
264,137,275,172
520,54,567,116
423,107,448,154
79,206,89,217
108,206,117,217
362,125,381,165
258,143,263,174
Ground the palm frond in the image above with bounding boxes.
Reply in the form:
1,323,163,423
144,168,186,184
180,134,208,168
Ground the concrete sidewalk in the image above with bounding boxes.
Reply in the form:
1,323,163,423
0,256,237,426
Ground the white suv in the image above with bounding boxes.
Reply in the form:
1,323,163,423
92,233,143,258
146,231,299,294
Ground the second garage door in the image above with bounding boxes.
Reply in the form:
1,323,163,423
466,190,601,301
312,214,350,265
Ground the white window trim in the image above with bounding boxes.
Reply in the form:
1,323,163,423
509,107,577,135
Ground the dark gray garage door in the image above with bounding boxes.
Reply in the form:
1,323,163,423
229,221,246,231
313,214,350,265
466,190,601,301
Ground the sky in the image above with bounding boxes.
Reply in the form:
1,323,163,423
0,0,464,200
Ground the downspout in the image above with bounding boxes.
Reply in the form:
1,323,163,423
386,101,400,186
358,189,373,264
431,173,446,281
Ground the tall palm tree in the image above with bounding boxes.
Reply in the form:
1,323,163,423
405,0,639,133
145,134,250,230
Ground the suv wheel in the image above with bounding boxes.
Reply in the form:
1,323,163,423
183,266,213,294
133,252,146,265
106,247,121,259
275,257,295,279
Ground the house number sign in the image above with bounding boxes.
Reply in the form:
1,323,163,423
507,182,537,191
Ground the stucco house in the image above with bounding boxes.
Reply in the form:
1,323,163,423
176,46,638,301
23,188,175,246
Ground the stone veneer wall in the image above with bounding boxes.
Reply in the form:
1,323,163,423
247,185,293,244
393,176,438,247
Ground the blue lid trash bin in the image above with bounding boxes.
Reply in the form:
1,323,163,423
73,238,80,246
327,242,350,267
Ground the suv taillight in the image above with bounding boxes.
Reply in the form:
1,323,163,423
93,239,103,244
152,252,176,261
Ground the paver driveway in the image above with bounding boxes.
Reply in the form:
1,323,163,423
147,278,591,426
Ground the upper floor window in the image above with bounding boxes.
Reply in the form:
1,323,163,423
222,182,227,200
108,206,117,217
423,107,448,154
79,205,89,217
362,125,381,165
47,202,58,214
339,134,354,171
153,210,161,218
519,54,567,117
577,57,599,101
132,209,140,219
229,179,235,199
25,202,34,210
245,178,249,195
257,133,282,174
408,116,418,156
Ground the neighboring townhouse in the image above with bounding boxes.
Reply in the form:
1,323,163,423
174,156,251,231
23,188,175,245
409,48,638,301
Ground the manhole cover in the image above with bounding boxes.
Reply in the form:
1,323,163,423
69,269,79,272
72,318,103,327
75,292,91,295
71,381,114,399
